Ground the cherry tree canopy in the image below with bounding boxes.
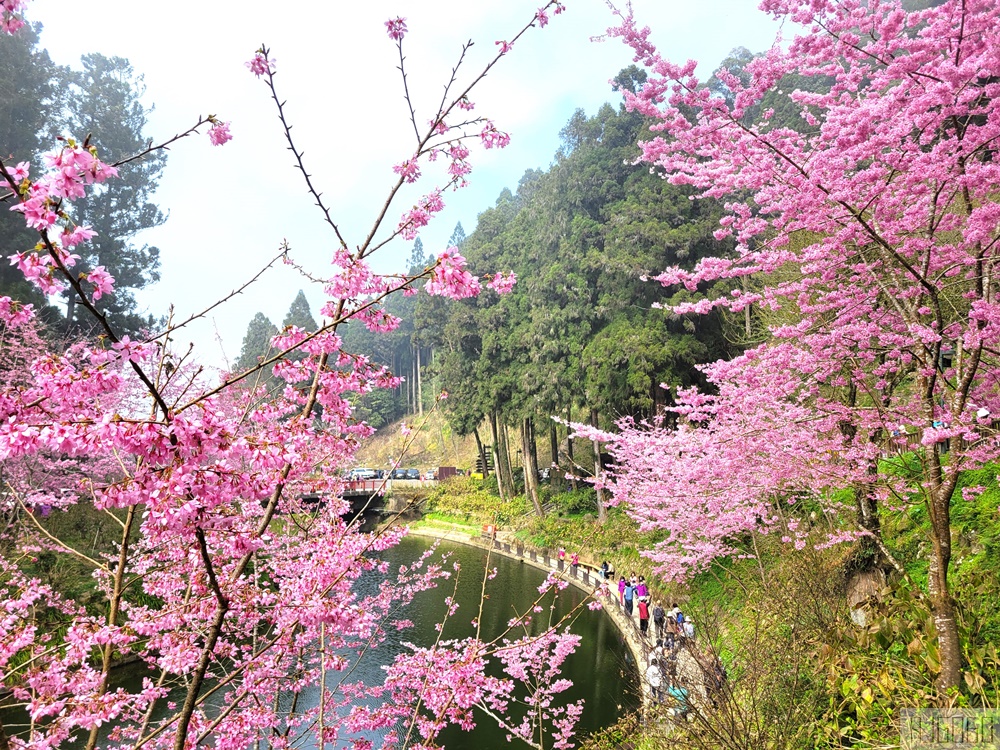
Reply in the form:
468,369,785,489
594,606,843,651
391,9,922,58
597,0,1000,691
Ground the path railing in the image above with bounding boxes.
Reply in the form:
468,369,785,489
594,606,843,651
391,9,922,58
478,527,710,714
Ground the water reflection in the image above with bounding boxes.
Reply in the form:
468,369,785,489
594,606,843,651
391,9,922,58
39,528,639,749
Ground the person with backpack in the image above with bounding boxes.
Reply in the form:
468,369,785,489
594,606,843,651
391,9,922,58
623,578,636,616
652,601,666,640
671,603,685,634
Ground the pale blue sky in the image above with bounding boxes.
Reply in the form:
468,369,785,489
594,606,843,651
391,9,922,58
27,0,783,367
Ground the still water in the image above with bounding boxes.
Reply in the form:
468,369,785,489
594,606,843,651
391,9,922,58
354,535,641,748
58,534,639,748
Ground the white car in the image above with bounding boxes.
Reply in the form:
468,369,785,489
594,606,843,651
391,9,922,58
349,468,376,481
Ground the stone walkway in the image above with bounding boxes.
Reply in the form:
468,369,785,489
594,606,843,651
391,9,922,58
403,524,711,717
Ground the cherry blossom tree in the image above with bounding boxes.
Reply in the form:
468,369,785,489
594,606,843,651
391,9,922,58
600,0,1000,693
0,3,585,749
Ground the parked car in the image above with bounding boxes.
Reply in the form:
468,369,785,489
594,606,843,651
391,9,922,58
405,468,420,480
390,468,408,480
349,467,376,481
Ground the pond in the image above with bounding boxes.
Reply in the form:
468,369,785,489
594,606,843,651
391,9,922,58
353,534,641,748
12,532,639,749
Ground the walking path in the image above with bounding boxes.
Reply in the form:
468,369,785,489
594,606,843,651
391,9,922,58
403,523,713,718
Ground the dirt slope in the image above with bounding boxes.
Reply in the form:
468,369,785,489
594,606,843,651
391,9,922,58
354,411,479,472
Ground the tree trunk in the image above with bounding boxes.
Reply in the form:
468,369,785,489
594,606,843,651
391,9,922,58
927,474,961,693
416,346,423,416
566,405,577,491
474,425,489,478
498,421,515,499
653,381,667,420
522,416,543,516
549,420,561,491
65,293,77,336
918,366,961,694
488,413,507,502
591,408,607,523
410,347,416,413
742,276,752,338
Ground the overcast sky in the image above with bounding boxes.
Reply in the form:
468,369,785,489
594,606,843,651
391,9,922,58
26,0,783,369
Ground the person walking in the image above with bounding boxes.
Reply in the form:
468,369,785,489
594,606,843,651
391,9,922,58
652,601,666,640
638,598,650,636
636,576,649,600
664,611,677,650
646,658,663,704
670,603,685,639
623,578,636,617
617,575,627,608
683,617,694,641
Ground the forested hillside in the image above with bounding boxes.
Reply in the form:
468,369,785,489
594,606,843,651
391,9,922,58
329,67,752,512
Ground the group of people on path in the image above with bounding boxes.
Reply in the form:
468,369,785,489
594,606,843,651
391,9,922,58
596,562,700,715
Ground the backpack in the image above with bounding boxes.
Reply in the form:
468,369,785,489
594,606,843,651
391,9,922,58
675,611,685,625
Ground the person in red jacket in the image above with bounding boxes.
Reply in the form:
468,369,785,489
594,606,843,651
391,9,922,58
638,598,650,635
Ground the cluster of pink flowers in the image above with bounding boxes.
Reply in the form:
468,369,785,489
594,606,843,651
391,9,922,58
86,266,115,300
480,120,511,149
208,120,232,146
0,296,34,327
11,142,117,233
425,248,481,300
384,16,406,40
5,141,122,303
397,189,445,240
393,157,420,183
245,50,276,77
446,142,472,184
487,271,517,295
0,0,28,34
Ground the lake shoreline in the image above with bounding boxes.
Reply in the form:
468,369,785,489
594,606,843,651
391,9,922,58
400,523,648,681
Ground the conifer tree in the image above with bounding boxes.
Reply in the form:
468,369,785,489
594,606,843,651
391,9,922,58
282,290,318,332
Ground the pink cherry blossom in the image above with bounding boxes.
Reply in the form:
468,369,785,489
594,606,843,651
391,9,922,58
384,16,407,40
480,121,511,149
208,121,232,146
246,50,276,77
605,0,1000,692
425,248,481,300
61,224,96,248
0,5,593,746
393,158,420,183
87,266,115,300
0,0,27,34
487,271,517,295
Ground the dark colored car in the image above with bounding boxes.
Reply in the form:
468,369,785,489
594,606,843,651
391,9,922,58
405,468,420,480
391,468,408,480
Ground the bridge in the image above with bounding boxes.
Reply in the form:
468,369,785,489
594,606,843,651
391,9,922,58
300,479,434,515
